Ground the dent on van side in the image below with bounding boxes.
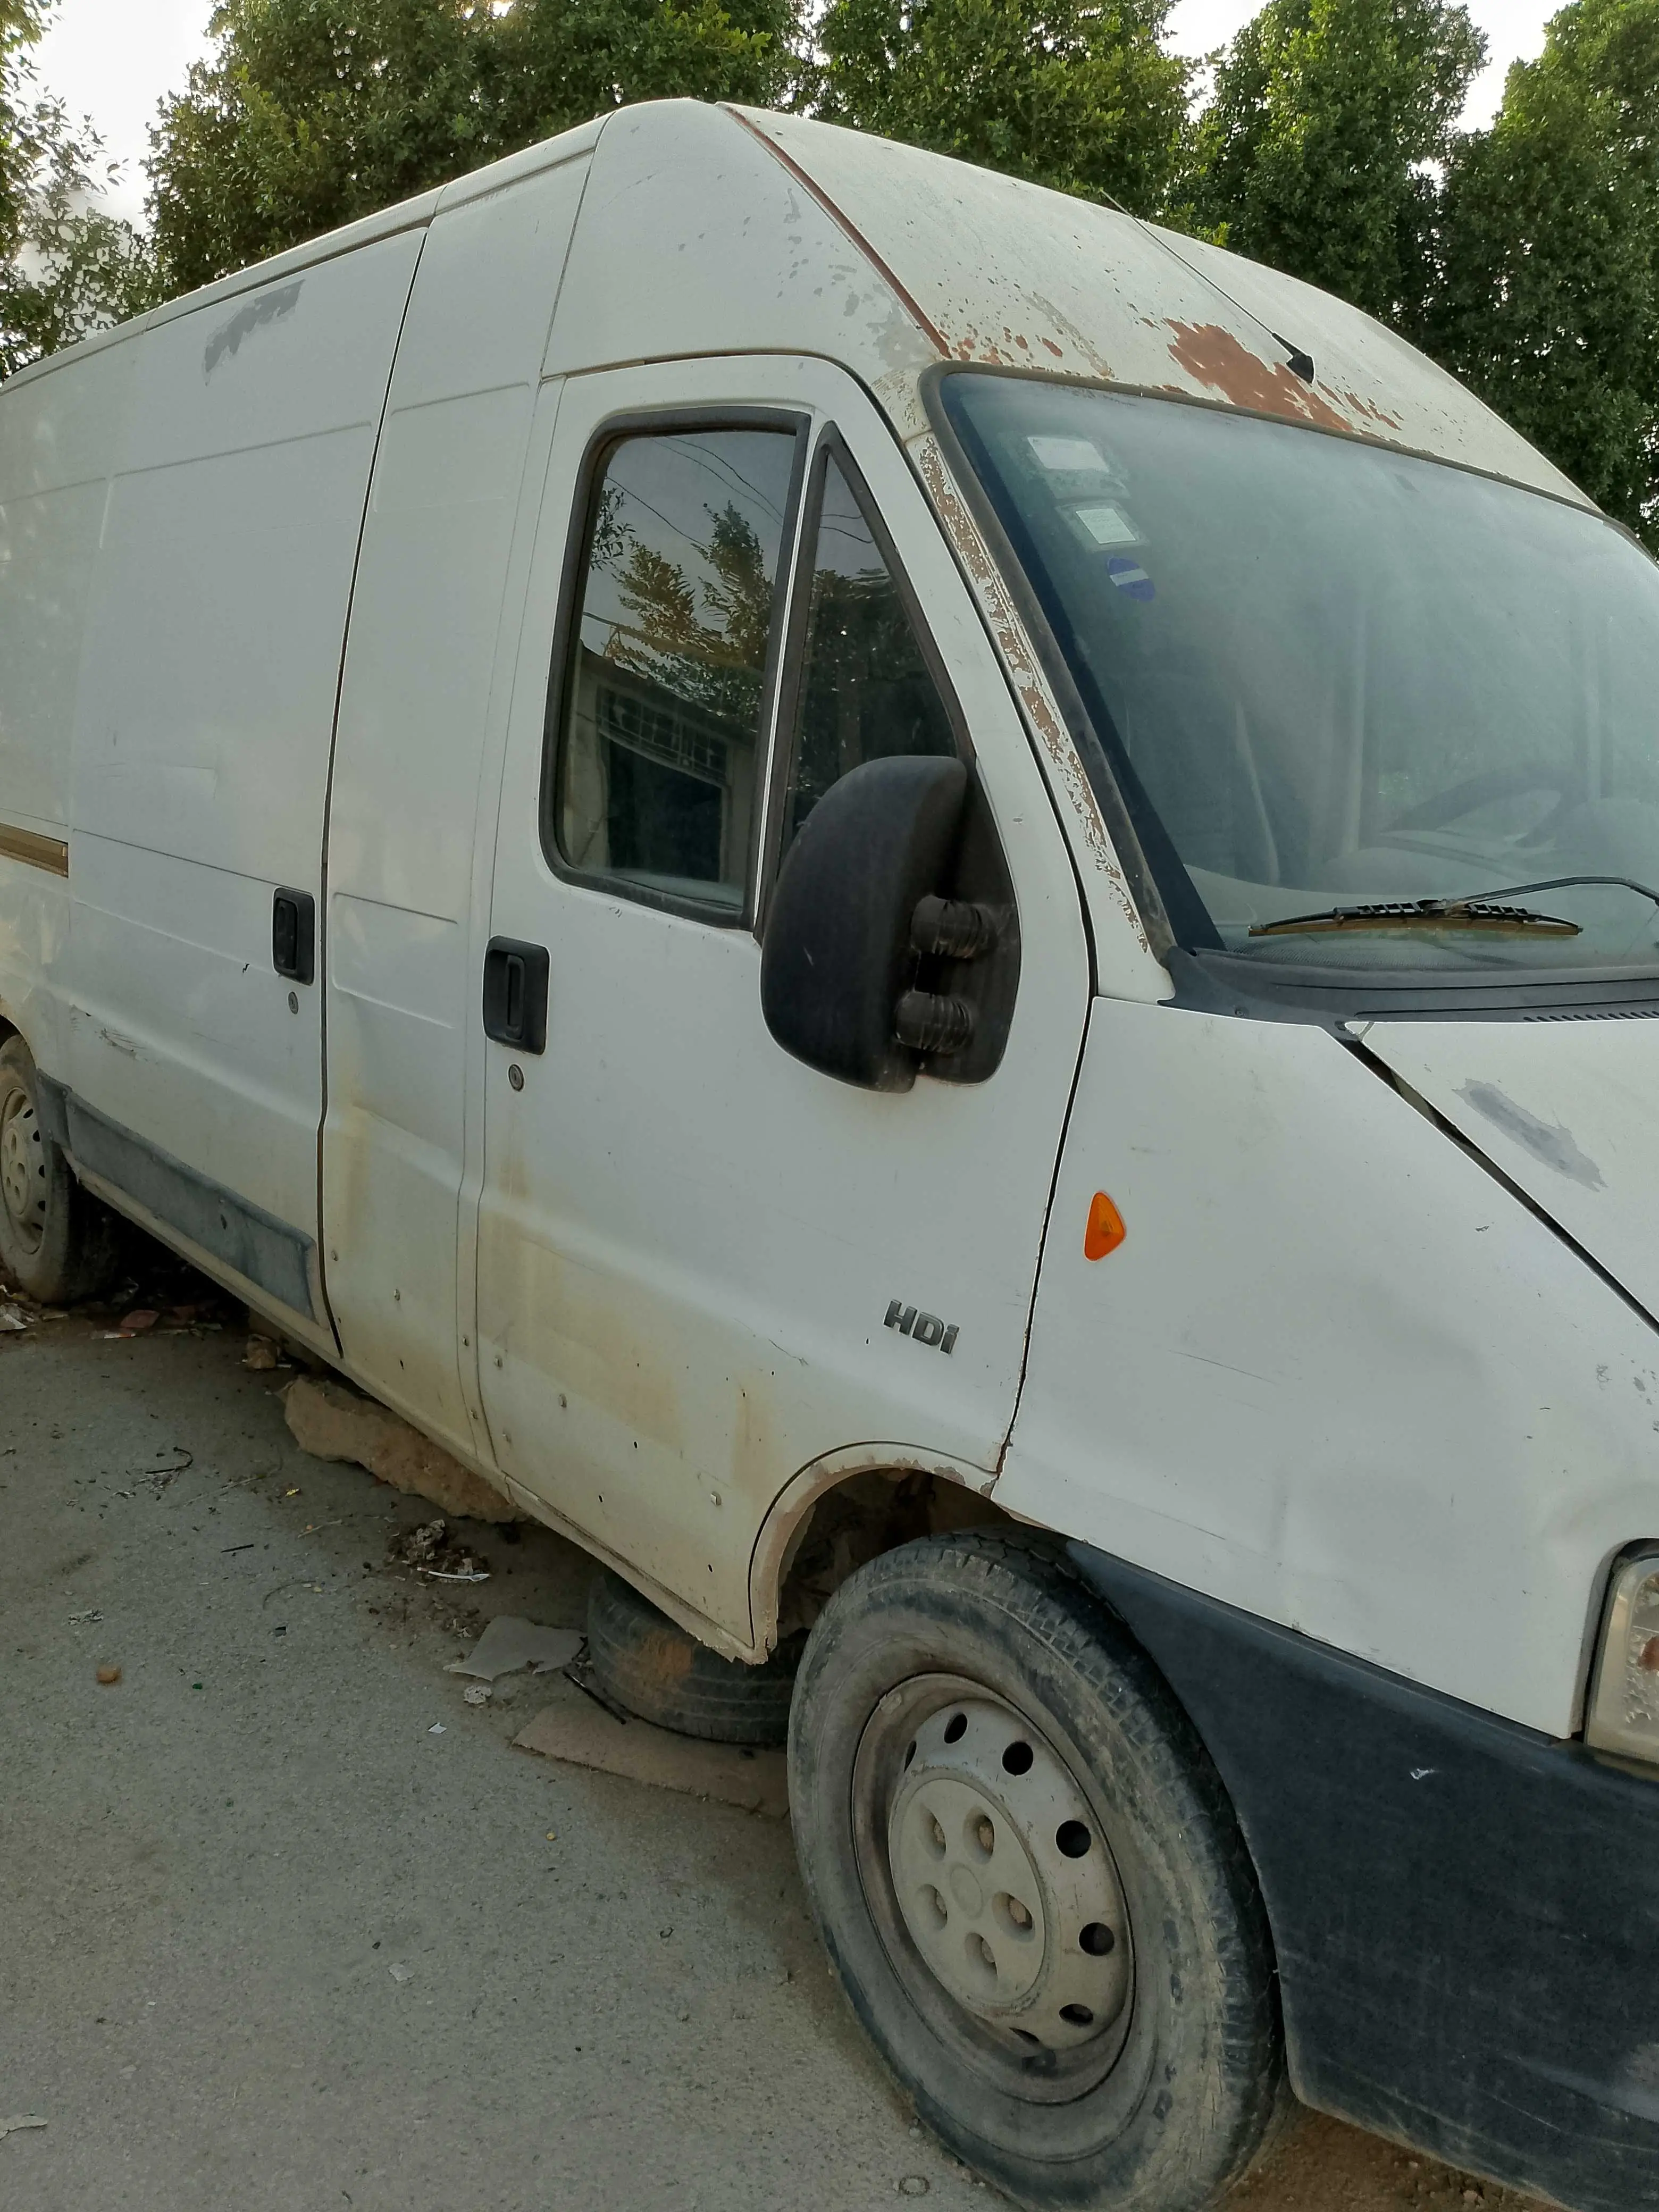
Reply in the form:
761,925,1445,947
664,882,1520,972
4,95,1659,2212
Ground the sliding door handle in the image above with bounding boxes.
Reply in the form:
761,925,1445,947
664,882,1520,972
482,937,549,1054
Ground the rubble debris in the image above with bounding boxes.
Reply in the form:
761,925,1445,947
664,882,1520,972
387,1962,414,1984
388,1518,489,1582
119,1310,159,1335
283,1375,519,1523
68,1610,103,1625
242,1335,281,1372
514,1679,789,1816
445,1616,582,1683
462,1683,491,1706
0,2115,47,2140
0,1302,26,1331
96,1665,121,1686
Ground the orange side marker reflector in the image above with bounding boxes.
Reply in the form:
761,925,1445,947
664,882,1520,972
1084,1192,1126,1261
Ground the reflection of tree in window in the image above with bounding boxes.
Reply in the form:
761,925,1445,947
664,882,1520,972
784,456,954,857
556,430,793,907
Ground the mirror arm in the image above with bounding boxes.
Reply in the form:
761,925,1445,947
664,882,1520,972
894,991,975,1056
911,895,998,961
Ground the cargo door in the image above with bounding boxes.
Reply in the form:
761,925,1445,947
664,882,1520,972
61,230,424,1334
321,146,591,1454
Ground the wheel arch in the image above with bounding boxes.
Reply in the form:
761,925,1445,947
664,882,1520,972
748,1443,1025,1657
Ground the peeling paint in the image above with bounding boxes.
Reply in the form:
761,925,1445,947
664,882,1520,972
1457,1082,1606,1192
915,434,1150,957
1166,321,1351,433
204,281,302,378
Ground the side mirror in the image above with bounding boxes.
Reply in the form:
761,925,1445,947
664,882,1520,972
761,755,968,1091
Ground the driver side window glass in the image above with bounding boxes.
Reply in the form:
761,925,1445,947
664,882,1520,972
551,426,798,915
778,451,957,864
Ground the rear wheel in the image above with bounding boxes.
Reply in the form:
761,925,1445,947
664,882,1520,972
789,1534,1281,2210
586,1569,804,1746
0,1037,122,1303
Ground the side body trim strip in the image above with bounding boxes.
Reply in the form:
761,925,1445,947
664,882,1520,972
0,823,69,875
40,1075,317,1318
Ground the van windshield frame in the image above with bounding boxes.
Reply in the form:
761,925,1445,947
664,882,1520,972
928,363,1659,1021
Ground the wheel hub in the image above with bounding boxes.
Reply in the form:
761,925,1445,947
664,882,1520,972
882,1690,1132,2062
0,1088,46,1252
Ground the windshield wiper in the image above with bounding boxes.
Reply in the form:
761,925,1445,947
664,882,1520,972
1250,875,1659,941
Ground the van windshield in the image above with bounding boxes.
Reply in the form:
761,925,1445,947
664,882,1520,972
942,374,1659,979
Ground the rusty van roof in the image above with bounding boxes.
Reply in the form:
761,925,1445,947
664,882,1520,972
722,107,1585,503
4,98,1588,514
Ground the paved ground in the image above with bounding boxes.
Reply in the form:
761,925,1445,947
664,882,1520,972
0,1285,1545,2212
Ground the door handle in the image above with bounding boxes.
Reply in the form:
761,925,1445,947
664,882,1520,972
272,888,315,985
482,937,549,1054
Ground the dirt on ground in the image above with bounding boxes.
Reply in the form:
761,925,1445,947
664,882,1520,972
0,1243,1552,2212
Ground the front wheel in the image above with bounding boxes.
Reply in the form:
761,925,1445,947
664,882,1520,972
789,1534,1281,2211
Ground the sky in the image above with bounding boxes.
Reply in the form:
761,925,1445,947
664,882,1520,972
33,0,1563,231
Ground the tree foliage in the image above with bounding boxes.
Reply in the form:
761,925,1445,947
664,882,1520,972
815,0,1190,213
149,0,800,294
1188,0,1484,325
1427,0,1658,541
0,0,156,376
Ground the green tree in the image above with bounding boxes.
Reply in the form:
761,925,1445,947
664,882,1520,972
815,0,1189,214
1428,0,1658,543
1,0,156,376
149,0,800,296
1188,0,1485,324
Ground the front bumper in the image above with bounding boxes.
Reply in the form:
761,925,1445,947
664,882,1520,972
1070,1543,1659,2212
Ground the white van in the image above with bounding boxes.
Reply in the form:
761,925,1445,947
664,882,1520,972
3,97,1658,2212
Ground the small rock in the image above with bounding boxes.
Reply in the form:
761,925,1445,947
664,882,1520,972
96,1664,121,1686
241,1335,280,1371
119,1310,159,1335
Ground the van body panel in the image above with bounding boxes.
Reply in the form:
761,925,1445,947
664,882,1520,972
324,156,589,1449
48,232,424,1319
543,103,939,424
1000,996,1659,1736
1362,1018,1659,1320
475,351,1093,1643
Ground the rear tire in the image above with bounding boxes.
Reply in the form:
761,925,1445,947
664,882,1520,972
586,1570,804,1746
0,1037,122,1304
788,1533,1281,2210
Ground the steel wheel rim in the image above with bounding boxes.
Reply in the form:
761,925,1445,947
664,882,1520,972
852,1672,1135,2103
0,1084,47,1255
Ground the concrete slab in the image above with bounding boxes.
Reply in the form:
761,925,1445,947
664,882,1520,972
515,1680,790,1817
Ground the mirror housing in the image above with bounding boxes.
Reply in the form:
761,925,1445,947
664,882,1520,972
761,755,968,1090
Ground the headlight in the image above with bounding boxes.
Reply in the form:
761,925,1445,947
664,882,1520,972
1587,1551,1659,1764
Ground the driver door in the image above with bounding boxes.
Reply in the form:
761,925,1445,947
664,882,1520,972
473,356,1091,1646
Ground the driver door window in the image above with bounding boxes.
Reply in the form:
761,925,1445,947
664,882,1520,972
549,424,800,918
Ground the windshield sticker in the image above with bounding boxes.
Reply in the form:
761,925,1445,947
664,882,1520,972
1107,556,1155,601
1074,503,1140,549
1028,435,1110,474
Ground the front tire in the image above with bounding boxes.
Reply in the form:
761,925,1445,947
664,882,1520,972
0,1036,122,1303
789,1534,1281,2211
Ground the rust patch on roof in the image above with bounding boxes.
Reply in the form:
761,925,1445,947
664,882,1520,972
1166,321,1350,432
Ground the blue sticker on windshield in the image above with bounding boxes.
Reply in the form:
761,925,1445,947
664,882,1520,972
1107,556,1155,601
